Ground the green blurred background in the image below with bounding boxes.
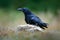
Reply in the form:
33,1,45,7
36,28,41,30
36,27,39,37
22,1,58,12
0,0,60,40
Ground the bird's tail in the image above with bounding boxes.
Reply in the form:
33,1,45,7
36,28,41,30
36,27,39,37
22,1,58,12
38,23,48,29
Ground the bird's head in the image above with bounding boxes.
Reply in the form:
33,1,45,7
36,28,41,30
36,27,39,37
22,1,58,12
17,8,29,12
17,8,33,15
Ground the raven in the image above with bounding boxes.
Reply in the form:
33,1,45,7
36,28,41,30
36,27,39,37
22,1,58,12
17,8,48,29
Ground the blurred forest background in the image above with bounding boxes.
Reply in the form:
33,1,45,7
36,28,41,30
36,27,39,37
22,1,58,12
0,0,60,40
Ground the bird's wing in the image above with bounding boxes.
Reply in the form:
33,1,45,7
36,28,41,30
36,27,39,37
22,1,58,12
30,16,47,29
30,16,42,23
30,16,41,25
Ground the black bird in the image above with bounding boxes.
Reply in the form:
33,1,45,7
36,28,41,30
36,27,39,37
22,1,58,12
17,8,48,29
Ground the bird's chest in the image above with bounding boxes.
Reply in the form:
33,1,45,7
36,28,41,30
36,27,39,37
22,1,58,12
25,16,31,23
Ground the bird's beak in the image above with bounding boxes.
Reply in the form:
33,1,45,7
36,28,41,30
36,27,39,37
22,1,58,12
17,8,22,11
